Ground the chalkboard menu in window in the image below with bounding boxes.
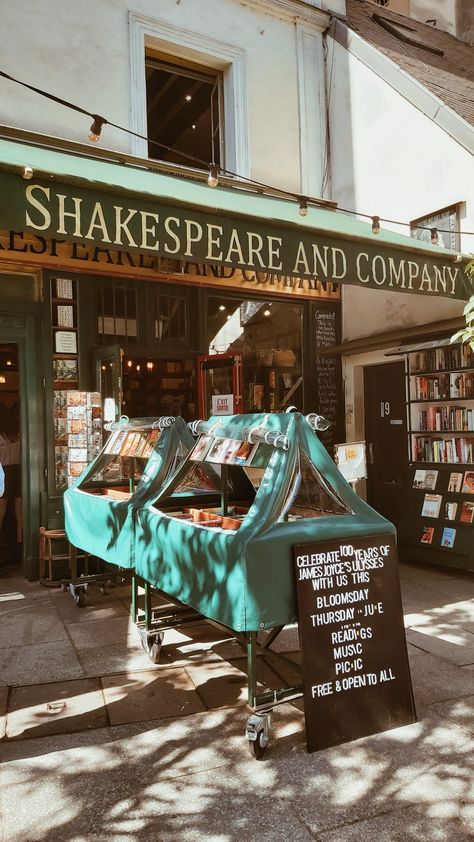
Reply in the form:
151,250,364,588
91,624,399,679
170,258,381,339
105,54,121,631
293,534,416,753
312,302,343,451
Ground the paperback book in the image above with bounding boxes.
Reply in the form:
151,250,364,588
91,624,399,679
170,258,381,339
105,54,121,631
421,494,442,518
441,527,456,548
421,525,434,544
459,501,474,524
448,472,463,493
413,469,438,490
444,501,458,521
462,471,474,494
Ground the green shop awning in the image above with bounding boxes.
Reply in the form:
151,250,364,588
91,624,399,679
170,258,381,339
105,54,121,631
0,136,472,300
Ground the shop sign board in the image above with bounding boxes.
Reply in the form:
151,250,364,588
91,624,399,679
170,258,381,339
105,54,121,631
292,534,416,752
0,172,471,300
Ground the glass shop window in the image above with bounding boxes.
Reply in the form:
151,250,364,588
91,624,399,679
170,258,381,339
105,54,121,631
207,296,304,413
281,451,352,520
145,53,224,169
154,283,189,343
97,283,138,344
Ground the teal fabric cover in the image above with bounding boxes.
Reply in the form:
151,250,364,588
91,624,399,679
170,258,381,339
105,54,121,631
64,417,194,568
134,413,395,631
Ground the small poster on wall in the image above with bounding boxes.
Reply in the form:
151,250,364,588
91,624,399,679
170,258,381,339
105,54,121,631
334,441,367,484
55,331,77,354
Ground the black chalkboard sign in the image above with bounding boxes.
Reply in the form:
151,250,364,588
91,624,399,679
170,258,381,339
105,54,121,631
312,303,344,451
293,534,416,753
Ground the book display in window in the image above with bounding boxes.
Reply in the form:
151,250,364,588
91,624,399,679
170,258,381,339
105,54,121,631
50,277,83,489
395,339,474,571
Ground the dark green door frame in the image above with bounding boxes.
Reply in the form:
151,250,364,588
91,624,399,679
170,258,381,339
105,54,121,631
0,311,43,579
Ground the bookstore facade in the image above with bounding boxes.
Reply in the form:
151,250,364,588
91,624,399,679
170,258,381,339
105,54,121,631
0,136,471,577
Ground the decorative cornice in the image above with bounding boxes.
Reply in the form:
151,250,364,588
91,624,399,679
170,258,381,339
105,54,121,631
240,0,331,30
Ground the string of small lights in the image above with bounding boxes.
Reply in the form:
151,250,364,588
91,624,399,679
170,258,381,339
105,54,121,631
1,67,473,242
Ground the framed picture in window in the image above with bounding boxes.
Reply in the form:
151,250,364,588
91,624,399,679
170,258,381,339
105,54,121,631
410,205,460,251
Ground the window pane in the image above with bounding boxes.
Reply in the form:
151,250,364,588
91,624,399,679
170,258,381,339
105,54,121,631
207,296,304,413
146,56,222,168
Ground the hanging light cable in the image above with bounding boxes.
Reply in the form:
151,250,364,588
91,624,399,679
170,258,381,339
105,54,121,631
1,68,474,240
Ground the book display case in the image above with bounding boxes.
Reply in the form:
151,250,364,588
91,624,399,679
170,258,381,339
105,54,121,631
398,340,474,571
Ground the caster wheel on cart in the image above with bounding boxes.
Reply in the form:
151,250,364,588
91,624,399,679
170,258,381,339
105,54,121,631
248,730,268,759
138,627,164,664
148,632,164,664
74,589,85,608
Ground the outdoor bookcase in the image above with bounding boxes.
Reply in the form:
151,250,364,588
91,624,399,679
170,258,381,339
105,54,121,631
131,411,394,755
63,415,194,600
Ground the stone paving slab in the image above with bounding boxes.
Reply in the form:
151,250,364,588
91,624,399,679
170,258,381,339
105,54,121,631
0,604,68,649
408,649,474,704
406,625,474,665
51,595,130,624
184,656,286,709
0,706,304,842
6,678,108,740
0,639,84,687
66,615,136,650
101,667,207,725
77,639,160,677
318,804,470,842
0,699,472,842
430,694,474,736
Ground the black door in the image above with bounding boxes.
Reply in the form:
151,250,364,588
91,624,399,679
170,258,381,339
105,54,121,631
364,361,408,524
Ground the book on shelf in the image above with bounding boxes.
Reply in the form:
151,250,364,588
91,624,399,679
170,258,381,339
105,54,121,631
410,345,474,373
413,469,438,490
414,436,474,463
421,493,442,518
417,406,474,432
441,527,456,548
448,472,463,492
461,470,474,494
421,525,434,544
444,501,458,521
459,501,474,524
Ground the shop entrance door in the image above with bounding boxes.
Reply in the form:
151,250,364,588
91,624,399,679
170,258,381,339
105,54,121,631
94,344,123,435
0,314,41,578
197,352,243,418
364,361,408,524
0,343,21,566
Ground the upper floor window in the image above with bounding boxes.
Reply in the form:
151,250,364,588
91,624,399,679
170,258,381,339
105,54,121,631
410,205,461,251
145,53,224,169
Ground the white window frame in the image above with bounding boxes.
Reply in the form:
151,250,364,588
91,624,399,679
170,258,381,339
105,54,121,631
295,23,327,198
129,12,249,177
